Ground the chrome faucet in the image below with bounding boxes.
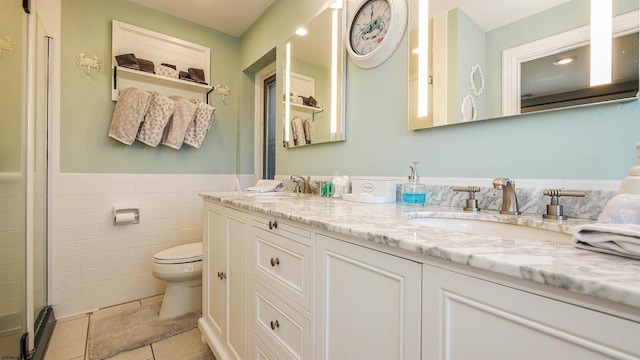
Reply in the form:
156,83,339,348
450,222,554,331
492,177,521,215
291,175,310,194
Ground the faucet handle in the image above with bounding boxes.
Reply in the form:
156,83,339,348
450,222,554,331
542,189,586,220
452,186,481,212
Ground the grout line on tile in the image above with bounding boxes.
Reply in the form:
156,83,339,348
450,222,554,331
84,314,92,360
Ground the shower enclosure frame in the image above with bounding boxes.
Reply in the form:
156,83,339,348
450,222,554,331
20,1,55,358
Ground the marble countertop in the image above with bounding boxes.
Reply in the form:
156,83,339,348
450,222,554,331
201,192,640,310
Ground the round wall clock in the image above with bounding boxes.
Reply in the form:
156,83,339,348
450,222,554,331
346,0,407,69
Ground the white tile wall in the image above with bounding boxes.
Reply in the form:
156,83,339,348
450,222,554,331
0,175,24,333
51,172,238,318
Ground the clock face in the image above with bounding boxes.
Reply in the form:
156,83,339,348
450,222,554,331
350,0,391,56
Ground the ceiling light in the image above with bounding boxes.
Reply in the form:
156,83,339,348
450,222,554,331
295,27,308,36
552,56,577,65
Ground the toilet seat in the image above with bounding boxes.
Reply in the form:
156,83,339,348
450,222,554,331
154,242,202,264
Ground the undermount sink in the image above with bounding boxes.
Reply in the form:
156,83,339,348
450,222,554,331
407,217,572,243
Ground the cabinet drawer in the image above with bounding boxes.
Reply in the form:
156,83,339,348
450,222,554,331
423,265,640,359
252,217,311,246
252,282,311,360
252,228,312,310
250,332,282,360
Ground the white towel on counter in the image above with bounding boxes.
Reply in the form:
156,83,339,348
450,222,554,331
245,179,285,193
108,87,151,145
303,118,317,144
136,92,176,147
183,100,216,149
291,117,305,146
161,96,198,149
573,193,640,259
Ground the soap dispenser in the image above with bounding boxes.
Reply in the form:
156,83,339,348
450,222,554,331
402,161,427,205
618,143,640,194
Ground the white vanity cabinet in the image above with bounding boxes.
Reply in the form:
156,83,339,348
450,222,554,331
249,216,313,360
315,234,422,360
200,196,640,360
200,202,250,360
422,265,640,360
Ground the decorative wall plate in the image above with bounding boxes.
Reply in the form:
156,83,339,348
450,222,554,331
469,64,485,96
346,0,407,69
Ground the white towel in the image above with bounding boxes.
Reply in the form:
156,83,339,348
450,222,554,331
136,92,176,147
245,179,285,193
161,96,198,149
291,117,305,146
183,100,216,149
572,193,640,259
303,118,317,144
108,87,151,145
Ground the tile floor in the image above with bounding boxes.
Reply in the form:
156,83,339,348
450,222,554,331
45,295,215,360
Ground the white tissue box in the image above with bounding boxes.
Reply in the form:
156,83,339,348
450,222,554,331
342,178,396,203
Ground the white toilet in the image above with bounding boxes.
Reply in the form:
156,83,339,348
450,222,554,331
152,242,203,319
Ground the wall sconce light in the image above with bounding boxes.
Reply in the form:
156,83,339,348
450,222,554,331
284,42,292,145
330,7,339,138
590,0,612,86
417,0,429,117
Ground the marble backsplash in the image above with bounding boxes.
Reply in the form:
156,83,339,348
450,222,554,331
423,184,615,220
275,175,620,220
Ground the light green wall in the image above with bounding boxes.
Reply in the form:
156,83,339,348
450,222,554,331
60,0,239,173
455,8,487,121
240,0,640,181
0,0,26,172
58,0,640,179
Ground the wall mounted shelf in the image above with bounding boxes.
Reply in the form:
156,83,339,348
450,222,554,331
288,102,324,115
111,20,213,103
112,66,214,103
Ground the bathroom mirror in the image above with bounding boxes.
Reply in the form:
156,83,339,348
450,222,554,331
408,0,640,129
283,1,346,148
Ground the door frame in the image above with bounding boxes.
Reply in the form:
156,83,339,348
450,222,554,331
254,62,276,183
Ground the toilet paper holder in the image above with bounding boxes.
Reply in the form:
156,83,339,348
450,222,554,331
113,207,140,225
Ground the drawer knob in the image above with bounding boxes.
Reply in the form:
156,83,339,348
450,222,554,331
270,257,280,267
268,220,278,229
270,320,279,330
217,271,226,280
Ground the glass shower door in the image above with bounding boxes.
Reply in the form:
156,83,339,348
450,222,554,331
0,0,29,357
31,13,54,360
0,1,52,358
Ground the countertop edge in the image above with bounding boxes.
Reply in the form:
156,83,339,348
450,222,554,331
200,192,640,311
